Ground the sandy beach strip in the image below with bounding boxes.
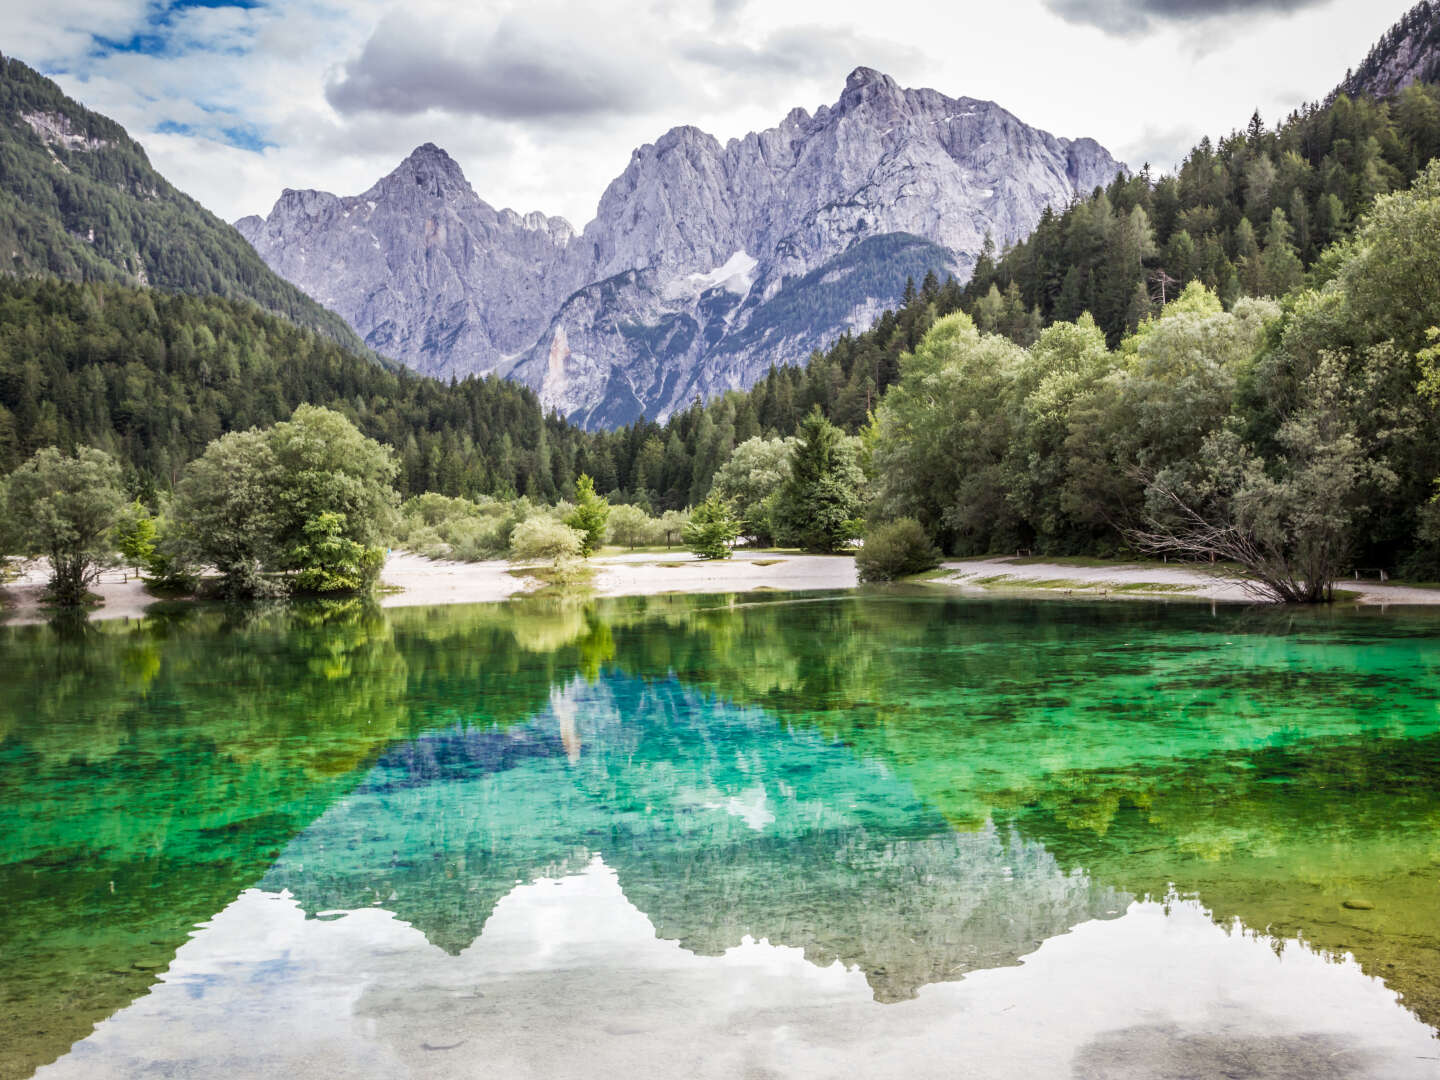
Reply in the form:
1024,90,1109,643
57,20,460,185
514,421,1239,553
4,550,1440,625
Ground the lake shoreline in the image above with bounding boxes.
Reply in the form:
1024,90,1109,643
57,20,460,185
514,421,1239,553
5,550,1440,625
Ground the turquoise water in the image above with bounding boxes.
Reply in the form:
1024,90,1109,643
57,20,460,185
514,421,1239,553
2,592,1439,1078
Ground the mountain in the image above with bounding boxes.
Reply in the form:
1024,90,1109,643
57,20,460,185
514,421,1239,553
0,53,367,353
238,68,1121,426
234,144,582,378
1335,0,1440,99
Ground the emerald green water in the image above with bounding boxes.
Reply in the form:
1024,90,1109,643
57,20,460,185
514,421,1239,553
3,592,1439,1078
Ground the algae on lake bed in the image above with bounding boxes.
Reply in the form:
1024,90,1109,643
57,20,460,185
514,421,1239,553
2,593,1438,1078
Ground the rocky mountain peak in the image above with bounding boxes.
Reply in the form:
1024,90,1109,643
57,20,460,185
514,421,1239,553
845,66,895,93
377,142,476,202
837,66,905,115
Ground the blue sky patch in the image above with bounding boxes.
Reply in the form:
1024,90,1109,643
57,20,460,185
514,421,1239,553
155,117,274,153
90,0,263,59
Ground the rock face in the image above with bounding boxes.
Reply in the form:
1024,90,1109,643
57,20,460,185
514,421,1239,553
239,68,1121,426
1335,1,1440,100
236,144,581,378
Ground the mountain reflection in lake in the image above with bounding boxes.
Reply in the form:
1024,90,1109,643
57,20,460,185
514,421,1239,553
3,592,1439,1079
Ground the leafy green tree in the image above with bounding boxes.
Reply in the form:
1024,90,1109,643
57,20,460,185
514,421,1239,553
564,474,610,556
709,436,796,545
775,407,865,553
684,496,740,560
871,314,1026,552
172,408,395,597
170,429,279,598
3,446,125,606
266,406,398,588
606,503,653,550
1133,355,1389,602
113,500,158,578
1259,208,1304,296
658,509,691,549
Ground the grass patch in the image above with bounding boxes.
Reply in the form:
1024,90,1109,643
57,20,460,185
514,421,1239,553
961,573,1201,597
1365,577,1440,590
1022,578,1092,590
995,554,1246,574
1110,581,1201,594
909,568,954,581
506,563,596,589
750,559,786,567
656,561,688,569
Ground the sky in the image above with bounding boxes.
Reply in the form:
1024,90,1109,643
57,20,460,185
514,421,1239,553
4,0,1412,228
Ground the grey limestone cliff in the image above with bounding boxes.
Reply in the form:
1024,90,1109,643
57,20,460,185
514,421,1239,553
238,68,1122,425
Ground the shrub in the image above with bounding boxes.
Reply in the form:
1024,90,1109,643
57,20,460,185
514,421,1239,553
508,516,585,564
288,511,384,593
857,518,942,582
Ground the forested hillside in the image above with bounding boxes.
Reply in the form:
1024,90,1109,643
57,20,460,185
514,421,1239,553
0,278,591,499
959,81,1440,344
0,53,366,352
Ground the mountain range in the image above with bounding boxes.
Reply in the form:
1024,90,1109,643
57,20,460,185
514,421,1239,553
237,68,1121,427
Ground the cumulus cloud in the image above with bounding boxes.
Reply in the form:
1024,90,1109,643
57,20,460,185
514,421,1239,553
325,9,664,121
683,25,920,80
1041,0,1331,36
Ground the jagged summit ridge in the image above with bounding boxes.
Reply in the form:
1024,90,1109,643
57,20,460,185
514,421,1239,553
237,69,1122,424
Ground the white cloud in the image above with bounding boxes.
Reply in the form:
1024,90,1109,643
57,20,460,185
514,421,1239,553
4,0,1416,228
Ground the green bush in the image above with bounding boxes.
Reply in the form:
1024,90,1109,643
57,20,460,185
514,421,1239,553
288,512,384,593
394,493,512,561
857,518,942,582
509,517,585,564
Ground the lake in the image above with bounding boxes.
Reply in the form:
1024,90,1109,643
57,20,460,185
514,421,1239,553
2,591,1438,1079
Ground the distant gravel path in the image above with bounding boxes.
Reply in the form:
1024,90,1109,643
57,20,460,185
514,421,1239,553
939,557,1440,606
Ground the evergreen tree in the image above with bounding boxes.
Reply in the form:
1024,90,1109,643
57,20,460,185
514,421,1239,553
774,407,865,553
564,473,610,556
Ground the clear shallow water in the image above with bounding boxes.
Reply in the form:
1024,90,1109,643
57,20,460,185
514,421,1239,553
2,591,1439,1078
